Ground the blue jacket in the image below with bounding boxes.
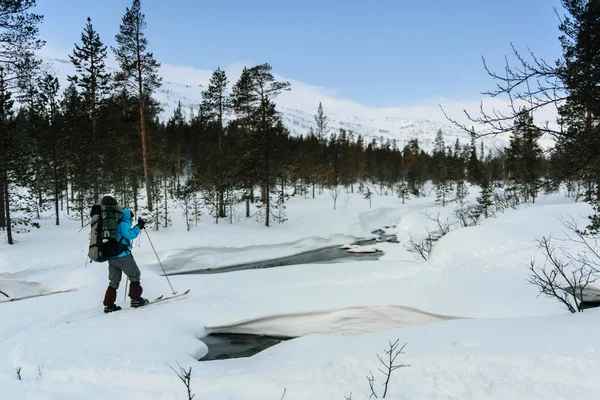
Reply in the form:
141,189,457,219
114,208,141,258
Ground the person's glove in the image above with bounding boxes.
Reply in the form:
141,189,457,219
137,218,146,229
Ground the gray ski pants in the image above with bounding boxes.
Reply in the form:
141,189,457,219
107,254,141,289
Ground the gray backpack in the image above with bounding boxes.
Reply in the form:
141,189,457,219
88,196,129,262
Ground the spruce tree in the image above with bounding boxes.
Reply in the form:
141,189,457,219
201,68,232,220
396,181,410,204
244,63,290,227
113,0,162,211
38,74,61,225
476,177,494,219
556,0,600,230
432,129,451,206
314,102,329,141
0,69,16,242
506,109,543,202
60,82,90,226
68,17,110,203
467,128,481,184
403,139,422,196
231,66,257,216
0,0,44,244
455,178,469,204
166,101,186,190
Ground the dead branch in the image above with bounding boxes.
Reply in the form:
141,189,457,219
424,212,456,236
367,340,410,398
377,340,410,398
366,371,378,399
166,362,195,400
455,203,481,227
407,233,434,261
440,43,566,140
527,234,599,313
558,216,600,267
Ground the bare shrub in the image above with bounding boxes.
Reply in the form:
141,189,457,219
166,362,195,400
493,188,520,213
407,234,435,261
406,212,456,261
528,217,600,313
366,339,410,398
454,203,481,228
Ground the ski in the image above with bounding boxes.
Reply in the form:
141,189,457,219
1,289,77,303
135,289,190,308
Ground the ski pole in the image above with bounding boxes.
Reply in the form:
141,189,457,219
143,227,176,294
124,277,128,301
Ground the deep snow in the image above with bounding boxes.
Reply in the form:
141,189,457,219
2,188,600,399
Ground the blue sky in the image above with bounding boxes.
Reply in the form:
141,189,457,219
35,0,565,108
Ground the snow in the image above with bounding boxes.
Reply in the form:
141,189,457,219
2,188,600,399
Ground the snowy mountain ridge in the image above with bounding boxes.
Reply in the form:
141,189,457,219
43,55,509,153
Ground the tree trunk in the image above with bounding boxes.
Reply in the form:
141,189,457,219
264,127,270,227
54,144,59,226
0,167,5,229
4,168,13,244
136,38,153,212
219,190,225,218
177,140,182,192
79,192,84,228
139,101,152,212
60,180,64,212
133,182,139,217
92,117,99,203
246,194,250,218
164,175,168,228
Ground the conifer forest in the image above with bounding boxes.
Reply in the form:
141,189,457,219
0,0,599,246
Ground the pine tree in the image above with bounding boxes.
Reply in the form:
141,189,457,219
68,17,110,203
231,66,258,216
396,181,410,204
455,178,469,204
506,108,543,202
433,129,445,155
432,129,451,205
201,68,232,220
434,180,452,207
0,0,44,244
403,139,423,196
113,0,162,212
244,63,290,227
38,74,61,226
467,128,481,184
314,102,329,141
15,53,48,219
555,0,600,231
476,177,494,219
61,82,91,225
0,69,16,242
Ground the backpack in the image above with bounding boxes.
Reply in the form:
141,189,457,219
88,195,129,262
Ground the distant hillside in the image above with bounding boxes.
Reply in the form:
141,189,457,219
43,55,509,153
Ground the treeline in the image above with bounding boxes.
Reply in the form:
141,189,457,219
4,0,595,246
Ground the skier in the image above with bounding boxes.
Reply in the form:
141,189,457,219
102,208,149,313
